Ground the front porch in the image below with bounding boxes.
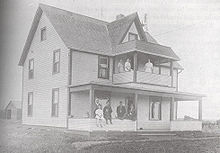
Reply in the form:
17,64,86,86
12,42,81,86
67,83,204,132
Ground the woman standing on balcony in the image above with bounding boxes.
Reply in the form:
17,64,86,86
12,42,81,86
125,58,132,72
145,59,153,73
118,59,124,73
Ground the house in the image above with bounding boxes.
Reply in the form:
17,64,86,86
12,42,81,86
18,4,204,132
4,100,22,120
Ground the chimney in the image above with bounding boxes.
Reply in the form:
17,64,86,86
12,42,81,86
116,14,125,20
142,13,148,32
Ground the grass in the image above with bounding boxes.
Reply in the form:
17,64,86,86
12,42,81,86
0,119,220,153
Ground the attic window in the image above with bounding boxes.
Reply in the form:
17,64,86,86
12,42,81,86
41,27,46,41
128,32,138,41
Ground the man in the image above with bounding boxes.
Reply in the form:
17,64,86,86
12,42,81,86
103,100,113,124
125,58,132,72
116,101,126,120
145,59,153,73
118,59,124,73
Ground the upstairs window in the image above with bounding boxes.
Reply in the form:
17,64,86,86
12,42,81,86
149,96,162,120
52,88,59,117
28,92,33,117
41,27,46,41
29,59,34,79
128,32,138,41
98,56,109,79
53,49,60,74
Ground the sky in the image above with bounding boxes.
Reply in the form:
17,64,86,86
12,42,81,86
0,0,220,120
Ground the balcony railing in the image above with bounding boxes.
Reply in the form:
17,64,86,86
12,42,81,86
113,71,172,87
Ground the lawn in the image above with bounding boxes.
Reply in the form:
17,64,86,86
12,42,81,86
0,120,220,153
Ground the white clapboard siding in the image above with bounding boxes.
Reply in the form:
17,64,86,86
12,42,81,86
138,121,170,130
137,71,171,86
113,71,134,84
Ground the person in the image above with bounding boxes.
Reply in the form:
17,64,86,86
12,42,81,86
144,59,153,73
118,59,124,73
124,59,132,72
116,101,126,120
127,104,136,121
95,104,104,127
103,100,113,124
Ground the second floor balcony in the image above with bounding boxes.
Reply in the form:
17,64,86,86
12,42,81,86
112,40,181,88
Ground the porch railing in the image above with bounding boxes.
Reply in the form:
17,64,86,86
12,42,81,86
113,71,171,87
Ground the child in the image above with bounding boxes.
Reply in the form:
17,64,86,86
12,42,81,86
95,104,104,127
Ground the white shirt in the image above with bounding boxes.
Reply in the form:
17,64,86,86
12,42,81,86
95,109,104,119
118,62,124,73
145,62,153,73
125,61,131,72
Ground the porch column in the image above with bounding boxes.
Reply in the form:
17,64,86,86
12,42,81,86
175,101,178,120
170,61,174,87
134,93,138,130
198,99,202,121
170,96,175,121
133,52,138,82
89,86,95,118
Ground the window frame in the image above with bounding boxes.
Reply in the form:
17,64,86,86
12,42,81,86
149,96,162,121
28,59,34,79
128,32,138,41
52,49,60,74
98,55,109,79
41,27,46,41
51,88,59,117
27,92,33,117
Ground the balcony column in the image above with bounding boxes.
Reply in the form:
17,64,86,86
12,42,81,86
198,99,202,121
89,86,95,119
133,52,138,82
170,96,175,121
170,61,174,87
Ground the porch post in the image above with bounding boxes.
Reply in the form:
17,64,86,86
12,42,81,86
198,99,202,121
170,61,174,87
175,101,178,120
133,52,138,82
134,93,138,130
170,96,174,121
89,86,95,118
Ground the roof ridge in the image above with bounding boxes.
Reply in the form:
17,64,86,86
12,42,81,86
108,12,137,25
39,3,109,25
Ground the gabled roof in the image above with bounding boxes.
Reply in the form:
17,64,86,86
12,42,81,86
18,4,180,66
5,101,22,110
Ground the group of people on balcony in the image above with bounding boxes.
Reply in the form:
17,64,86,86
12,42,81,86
117,58,154,73
94,99,136,128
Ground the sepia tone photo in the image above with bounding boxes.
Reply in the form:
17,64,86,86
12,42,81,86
0,0,220,152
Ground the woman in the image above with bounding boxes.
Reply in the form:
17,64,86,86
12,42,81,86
95,104,104,127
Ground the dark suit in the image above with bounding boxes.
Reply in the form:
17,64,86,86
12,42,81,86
103,105,112,124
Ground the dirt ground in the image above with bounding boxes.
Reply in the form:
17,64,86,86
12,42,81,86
0,119,220,153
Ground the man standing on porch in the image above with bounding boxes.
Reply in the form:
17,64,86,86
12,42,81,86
103,100,113,124
117,101,126,120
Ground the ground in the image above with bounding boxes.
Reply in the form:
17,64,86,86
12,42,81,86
0,120,220,153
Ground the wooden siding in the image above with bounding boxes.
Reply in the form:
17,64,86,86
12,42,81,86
137,71,171,87
113,71,133,84
71,51,113,85
22,13,68,127
170,121,202,131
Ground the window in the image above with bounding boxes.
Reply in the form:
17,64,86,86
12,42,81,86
28,92,33,116
52,88,59,117
149,96,162,120
98,56,109,79
128,32,138,41
41,27,46,41
29,59,34,79
53,50,60,74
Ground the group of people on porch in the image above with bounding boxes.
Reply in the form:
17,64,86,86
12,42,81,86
94,99,136,127
117,58,154,73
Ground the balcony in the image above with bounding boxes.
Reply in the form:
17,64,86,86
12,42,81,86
113,71,172,87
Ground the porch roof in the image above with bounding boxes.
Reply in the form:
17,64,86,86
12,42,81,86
115,40,180,61
69,82,205,101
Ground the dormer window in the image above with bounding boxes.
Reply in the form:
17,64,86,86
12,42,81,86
128,32,138,41
41,27,46,41
98,56,109,79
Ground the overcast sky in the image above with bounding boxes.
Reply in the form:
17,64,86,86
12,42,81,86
0,0,220,120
